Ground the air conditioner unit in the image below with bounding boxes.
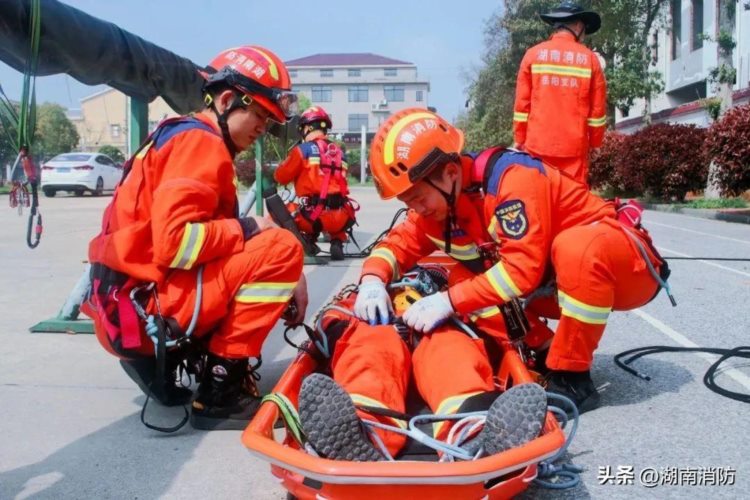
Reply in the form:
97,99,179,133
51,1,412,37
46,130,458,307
380,99,388,106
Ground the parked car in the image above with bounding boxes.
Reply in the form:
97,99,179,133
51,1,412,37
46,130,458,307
40,152,122,197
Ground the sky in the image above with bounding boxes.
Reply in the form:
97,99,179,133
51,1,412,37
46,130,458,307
0,0,502,122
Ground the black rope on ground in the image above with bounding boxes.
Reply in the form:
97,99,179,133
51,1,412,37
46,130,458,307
615,345,750,404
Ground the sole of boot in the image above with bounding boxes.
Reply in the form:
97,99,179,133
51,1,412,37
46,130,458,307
120,359,193,407
299,373,382,461
478,383,548,456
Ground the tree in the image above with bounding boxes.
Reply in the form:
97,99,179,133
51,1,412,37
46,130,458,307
33,103,79,160
98,145,125,164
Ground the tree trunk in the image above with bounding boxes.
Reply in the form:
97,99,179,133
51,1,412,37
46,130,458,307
705,0,736,199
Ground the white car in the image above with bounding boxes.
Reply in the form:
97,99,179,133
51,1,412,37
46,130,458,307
41,152,122,197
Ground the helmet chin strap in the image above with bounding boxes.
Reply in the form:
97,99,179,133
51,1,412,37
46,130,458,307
205,91,247,157
558,23,585,42
424,178,458,254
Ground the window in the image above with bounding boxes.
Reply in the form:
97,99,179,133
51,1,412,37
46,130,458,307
348,85,369,102
691,0,703,51
384,68,397,76
97,155,113,166
348,114,368,132
320,68,333,77
110,124,121,138
289,69,298,78
671,0,682,60
348,68,361,77
384,85,405,102
311,86,332,102
416,90,424,102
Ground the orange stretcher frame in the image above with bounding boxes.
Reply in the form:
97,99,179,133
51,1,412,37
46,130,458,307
241,339,566,500
242,252,566,499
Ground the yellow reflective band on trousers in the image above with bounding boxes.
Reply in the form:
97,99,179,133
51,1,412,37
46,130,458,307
433,391,484,438
369,247,399,280
426,235,481,261
513,111,529,122
531,63,592,78
235,282,296,303
558,290,611,325
587,116,607,127
486,261,522,302
350,393,407,429
169,222,206,269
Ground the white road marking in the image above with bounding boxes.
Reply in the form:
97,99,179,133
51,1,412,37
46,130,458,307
633,309,750,391
646,220,750,246
658,246,750,278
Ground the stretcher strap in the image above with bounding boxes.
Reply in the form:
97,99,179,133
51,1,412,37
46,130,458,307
262,393,305,445
533,392,583,489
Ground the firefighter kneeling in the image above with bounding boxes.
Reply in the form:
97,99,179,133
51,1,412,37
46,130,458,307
274,106,357,260
86,46,307,431
297,108,669,454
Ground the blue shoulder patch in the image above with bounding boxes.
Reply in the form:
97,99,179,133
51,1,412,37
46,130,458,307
153,118,219,151
298,141,320,159
495,199,529,240
486,151,545,195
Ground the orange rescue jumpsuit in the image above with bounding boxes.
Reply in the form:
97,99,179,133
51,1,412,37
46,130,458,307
274,139,355,242
334,150,661,455
88,115,303,359
513,31,607,185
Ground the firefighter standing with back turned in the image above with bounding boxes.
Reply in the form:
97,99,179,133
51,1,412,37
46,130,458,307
513,1,607,186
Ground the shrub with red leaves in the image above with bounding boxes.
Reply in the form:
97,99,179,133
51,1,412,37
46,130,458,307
704,103,750,197
234,150,275,187
589,131,627,191
617,123,708,201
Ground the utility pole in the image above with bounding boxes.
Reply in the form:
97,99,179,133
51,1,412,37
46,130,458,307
360,124,367,184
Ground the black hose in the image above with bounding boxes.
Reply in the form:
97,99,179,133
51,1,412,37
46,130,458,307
615,345,750,404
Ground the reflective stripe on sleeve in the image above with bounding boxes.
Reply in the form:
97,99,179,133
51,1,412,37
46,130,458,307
235,282,297,303
169,222,206,270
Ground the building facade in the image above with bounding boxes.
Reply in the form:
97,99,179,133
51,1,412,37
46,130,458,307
286,53,430,144
616,0,750,133
69,88,178,154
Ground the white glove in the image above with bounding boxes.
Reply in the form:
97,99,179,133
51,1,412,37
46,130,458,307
402,292,454,333
354,278,393,325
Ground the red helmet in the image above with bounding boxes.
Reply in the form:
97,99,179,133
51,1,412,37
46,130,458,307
298,106,332,134
202,46,296,123
369,108,464,199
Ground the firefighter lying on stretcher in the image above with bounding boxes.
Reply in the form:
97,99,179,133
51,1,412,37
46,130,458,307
296,266,549,462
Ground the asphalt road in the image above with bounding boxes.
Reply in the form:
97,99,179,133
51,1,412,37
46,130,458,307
0,188,747,499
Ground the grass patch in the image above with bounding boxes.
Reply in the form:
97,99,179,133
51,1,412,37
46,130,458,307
0,185,10,195
676,198,748,209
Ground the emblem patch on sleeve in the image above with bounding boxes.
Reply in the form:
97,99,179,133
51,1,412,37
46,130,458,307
495,199,529,239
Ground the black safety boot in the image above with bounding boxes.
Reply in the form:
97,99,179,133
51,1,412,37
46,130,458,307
462,384,547,457
299,373,382,461
330,239,345,260
190,353,262,431
120,354,193,407
545,370,601,415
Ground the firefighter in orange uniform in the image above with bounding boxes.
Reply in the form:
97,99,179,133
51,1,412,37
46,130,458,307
513,1,607,186
298,108,669,457
87,46,307,431
274,106,356,260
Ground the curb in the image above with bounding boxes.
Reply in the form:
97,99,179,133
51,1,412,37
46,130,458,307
644,204,750,224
